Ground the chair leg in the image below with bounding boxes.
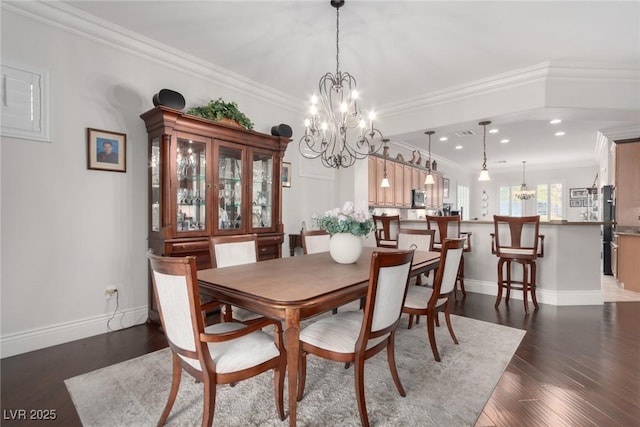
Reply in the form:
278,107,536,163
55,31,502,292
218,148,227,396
530,261,539,310
505,261,512,303
427,310,441,362
354,355,371,427
296,351,307,402
458,256,466,296
158,354,182,427
495,259,505,308
443,302,458,345
522,262,530,314
407,314,414,329
201,374,215,427
275,354,286,420
386,333,406,397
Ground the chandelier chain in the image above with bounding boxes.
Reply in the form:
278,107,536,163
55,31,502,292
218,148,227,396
335,7,340,77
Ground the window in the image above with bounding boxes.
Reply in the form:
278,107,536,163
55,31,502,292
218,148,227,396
499,183,563,220
456,184,469,220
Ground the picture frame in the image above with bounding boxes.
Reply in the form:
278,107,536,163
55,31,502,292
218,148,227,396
569,199,583,208
443,178,450,199
569,188,588,199
282,161,291,187
583,198,592,207
87,128,126,172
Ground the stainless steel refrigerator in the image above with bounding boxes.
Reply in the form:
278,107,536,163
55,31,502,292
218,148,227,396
601,185,615,275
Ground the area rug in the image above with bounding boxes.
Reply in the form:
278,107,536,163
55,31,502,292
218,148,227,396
65,315,524,426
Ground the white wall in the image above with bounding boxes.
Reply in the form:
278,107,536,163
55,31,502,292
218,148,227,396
0,7,325,357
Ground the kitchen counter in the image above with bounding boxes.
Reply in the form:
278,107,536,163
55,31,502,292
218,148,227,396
388,220,604,306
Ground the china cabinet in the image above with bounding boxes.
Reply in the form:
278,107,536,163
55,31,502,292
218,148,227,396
141,106,290,322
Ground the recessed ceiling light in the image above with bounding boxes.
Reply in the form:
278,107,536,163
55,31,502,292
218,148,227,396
497,160,507,164
550,119,562,124
555,131,566,136
455,145,463,150
489,129,499,134
500,139,510,143
439,137,448,141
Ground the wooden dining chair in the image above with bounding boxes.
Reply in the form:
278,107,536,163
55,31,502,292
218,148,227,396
492,215,544,314
402,238,465,362
397,228,435,286
372,215,400,248
147,253,286,427
297,249,415,427
301,229,330,255
209,234,262,322
426,215,472,300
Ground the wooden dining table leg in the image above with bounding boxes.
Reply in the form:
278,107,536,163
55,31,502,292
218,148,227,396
284,308,301,427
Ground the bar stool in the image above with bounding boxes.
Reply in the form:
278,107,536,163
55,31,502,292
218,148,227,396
491,215,545,314
426,215,472,300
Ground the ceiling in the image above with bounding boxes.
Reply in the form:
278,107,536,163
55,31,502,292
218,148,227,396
61,1,640,171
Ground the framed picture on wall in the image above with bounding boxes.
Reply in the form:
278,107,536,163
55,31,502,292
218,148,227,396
87,128,126,172
570,199,583,208
443,178,450,198
569,188,588,199
282,162,291,187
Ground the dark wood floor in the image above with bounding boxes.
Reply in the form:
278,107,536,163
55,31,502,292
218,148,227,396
1,292,638,426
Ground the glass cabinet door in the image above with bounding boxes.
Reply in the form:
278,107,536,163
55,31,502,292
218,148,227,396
252,151,274,229
176,137,207,233
150,137,161,233
218,146,243,231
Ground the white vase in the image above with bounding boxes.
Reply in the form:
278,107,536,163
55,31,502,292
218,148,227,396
329,233,363,264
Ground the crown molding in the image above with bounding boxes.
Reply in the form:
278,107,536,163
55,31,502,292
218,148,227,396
381,61,639,117
2,1,302,112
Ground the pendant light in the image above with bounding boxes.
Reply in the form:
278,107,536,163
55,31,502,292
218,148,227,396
380,138,390,188
478,120,491,181
514,161,536,200
424,131,435,185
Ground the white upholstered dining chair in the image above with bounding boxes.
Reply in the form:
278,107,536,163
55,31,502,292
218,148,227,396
147,252,286,427
397,228,435,287
301,229,330,255
209,234,262,322
402,238,465,362
297,249,415,427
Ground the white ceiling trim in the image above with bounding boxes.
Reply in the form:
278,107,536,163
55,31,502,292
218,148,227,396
3,1,302,112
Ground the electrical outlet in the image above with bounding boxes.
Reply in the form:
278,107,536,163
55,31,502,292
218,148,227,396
105,287,118,299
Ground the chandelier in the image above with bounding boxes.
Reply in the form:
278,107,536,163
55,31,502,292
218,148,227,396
424,131,435,185
514,160,536,200
299,0,385,169
478,120,491,181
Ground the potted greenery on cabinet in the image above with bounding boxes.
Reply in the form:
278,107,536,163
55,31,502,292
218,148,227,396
186,98,254,130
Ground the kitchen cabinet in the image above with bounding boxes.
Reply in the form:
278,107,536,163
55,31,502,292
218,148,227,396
141,106,290,322
616,234,640,292
615,140,640,226
368,155,443,208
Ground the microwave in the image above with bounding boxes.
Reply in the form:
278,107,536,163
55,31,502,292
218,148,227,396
411,189,427,208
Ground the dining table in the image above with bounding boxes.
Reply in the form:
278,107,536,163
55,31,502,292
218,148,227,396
197,246,440,426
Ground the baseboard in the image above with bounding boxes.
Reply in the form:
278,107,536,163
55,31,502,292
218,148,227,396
1,306,149,359
464,280,604,306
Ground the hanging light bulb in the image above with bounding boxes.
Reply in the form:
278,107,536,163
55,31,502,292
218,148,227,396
424,130,435,185
478,120,491,181
380,138,390,188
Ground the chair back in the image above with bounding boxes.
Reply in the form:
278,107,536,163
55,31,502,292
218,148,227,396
360,250,414,340
372,215,400,248
493,215,540,260
426,215,461,250
430,239,465,301
147,253,203,363
397,228,434,252
209,234,258,268
301,230,330,255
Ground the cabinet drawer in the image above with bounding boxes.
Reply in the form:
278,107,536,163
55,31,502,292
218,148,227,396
165,240,211,270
